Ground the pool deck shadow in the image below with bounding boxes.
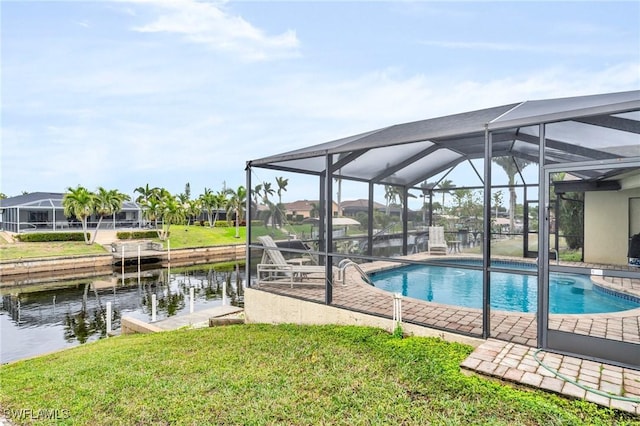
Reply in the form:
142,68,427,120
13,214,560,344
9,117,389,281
255,253,640,414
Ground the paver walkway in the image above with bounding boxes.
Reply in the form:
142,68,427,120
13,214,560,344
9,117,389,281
461,339,640,415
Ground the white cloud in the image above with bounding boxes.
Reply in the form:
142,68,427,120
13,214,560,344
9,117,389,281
419,40,635,57
129,0,300,61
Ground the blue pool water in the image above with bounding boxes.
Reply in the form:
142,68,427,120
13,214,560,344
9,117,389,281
369,262,640,314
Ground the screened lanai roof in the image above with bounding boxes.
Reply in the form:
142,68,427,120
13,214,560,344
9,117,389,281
249,90,640,187
0,192,140,210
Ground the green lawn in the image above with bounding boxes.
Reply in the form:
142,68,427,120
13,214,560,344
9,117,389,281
0,223,314,260
0,241,109,260
0,325,633,425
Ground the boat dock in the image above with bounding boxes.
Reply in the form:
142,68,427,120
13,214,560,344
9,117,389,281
111,241,164,265
121,305,244,334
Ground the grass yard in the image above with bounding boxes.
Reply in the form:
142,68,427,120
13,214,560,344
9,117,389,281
0,240,109,260
0,224,310,260
0,325,634,425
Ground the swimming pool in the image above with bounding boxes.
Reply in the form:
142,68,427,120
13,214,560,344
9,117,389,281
369,261,640,314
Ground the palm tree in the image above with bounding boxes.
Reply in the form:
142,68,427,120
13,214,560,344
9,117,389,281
275,176,288,205
493,190,504,219
261,182,275,203
183,182,191,200
252,184,263,220
186,199,201,226
63,186,94,244
310,202,319,219
199,188,216,226
133,184,159,204
493,156,532,235
142,197,162,234
437,179,455,214
212,191,227,227
177,192,189,205
90,187,130,244
159,194,185,240
226,186,247,238
258,182,276,227
384,185,399,215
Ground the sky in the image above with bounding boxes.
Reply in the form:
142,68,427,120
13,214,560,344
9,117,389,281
2,0,639,205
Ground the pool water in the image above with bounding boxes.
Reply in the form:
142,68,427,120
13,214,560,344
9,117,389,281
369,263,640,314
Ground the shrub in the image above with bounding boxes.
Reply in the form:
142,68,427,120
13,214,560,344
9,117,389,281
16,232,88,242
116,230,159,240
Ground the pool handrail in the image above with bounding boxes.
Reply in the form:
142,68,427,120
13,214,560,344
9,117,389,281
338,259,374,286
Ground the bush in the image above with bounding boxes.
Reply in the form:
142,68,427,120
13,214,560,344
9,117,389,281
116,230,159,240
16,232,89,242
214,221,229,228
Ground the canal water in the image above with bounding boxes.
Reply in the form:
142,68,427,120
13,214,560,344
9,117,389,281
0,262,244,364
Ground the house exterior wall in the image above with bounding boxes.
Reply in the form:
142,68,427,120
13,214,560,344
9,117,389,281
584,188,640,265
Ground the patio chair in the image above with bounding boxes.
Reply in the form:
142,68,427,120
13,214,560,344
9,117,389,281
428,226,448,255
257,235,330,287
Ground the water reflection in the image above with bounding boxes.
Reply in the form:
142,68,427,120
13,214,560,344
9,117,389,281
0,262,244,363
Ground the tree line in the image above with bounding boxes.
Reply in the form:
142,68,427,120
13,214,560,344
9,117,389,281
62,183,247,245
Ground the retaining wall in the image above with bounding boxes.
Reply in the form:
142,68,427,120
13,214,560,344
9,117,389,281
0,255,113,286
0,244,246,287
244,288,483,347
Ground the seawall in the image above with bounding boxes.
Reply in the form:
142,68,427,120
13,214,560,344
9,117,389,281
0,244,246,287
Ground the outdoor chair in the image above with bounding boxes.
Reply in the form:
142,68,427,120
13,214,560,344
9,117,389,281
428,226,448,255
257,235,331,287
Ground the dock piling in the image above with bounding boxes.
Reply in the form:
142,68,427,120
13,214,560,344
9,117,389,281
106,301,112,335
152,294,157,322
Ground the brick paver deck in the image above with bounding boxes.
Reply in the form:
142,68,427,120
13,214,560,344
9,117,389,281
461,339,640,415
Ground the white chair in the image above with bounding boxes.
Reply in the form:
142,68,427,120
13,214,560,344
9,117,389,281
257,235,329,287
428,226,448,255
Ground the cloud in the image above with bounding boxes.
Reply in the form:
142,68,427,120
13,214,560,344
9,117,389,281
245,62,640,152
129,0,300,61
419,40,635,57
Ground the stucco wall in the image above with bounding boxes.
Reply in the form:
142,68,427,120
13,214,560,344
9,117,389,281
584,188,640,265
244,288,483,347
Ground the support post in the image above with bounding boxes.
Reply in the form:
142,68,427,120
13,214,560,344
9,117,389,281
537,124,549,349
482,126,492,339
325,154,334,305
190,287,195,313
402,186,408,255
367,182,374,256
318,173,326,258
245,164,252,288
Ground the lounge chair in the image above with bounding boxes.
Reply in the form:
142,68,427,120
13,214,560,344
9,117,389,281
428,226,448,255
256,235,329,287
